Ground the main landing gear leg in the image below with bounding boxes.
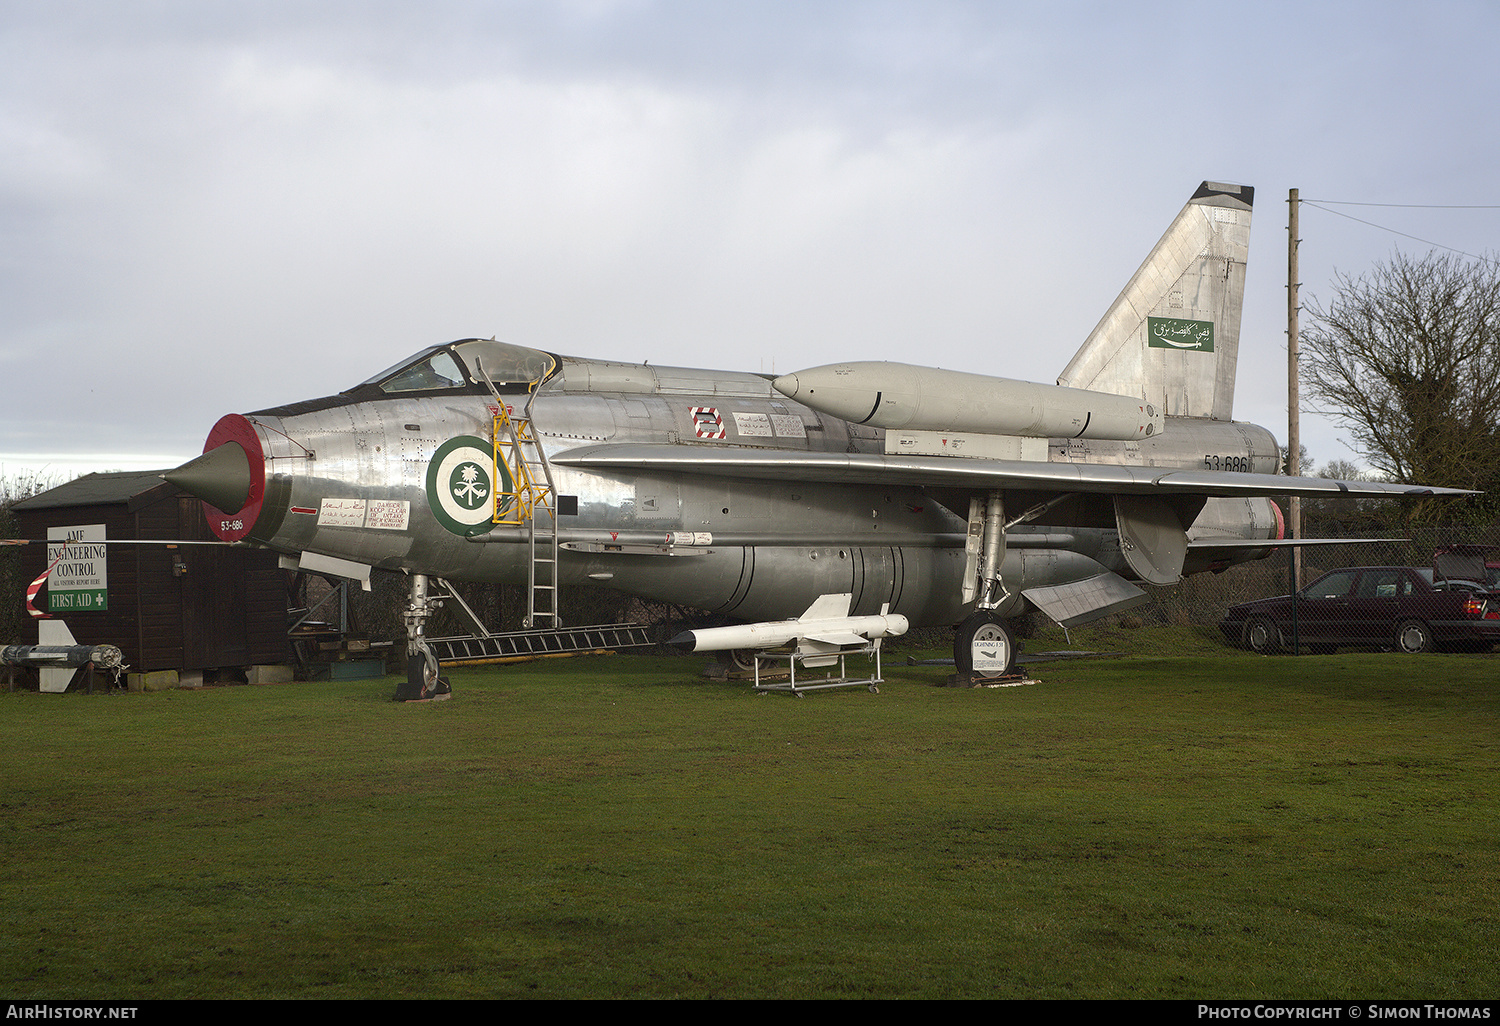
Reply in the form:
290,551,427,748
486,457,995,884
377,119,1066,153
954,491,1018,680
394,573,452,703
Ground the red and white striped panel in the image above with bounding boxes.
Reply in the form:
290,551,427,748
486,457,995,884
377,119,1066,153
690,407,725,439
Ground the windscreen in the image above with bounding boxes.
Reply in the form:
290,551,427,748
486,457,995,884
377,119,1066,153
378,350,465,392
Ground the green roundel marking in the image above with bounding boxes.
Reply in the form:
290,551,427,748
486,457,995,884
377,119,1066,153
426,436,513,536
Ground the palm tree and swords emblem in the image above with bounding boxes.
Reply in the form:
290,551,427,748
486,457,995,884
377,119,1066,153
450,461,489,508
426,435,511,535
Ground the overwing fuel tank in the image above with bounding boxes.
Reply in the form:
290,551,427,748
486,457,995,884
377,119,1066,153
773,361,1162,441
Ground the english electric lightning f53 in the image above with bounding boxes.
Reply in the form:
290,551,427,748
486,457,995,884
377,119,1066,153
164,182,1465,699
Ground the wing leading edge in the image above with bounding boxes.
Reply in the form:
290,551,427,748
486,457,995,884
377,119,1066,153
549,444,1472,501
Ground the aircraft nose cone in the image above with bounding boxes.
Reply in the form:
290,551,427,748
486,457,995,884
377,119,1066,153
772,373,800,399
165,441,251,514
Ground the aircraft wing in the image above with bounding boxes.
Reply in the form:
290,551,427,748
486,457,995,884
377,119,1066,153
550,444,1472,500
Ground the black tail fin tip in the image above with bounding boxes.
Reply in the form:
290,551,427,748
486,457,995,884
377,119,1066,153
1193,181,1254,207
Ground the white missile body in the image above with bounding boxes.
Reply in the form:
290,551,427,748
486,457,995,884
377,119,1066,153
669,593,908,663
773,361,1163,441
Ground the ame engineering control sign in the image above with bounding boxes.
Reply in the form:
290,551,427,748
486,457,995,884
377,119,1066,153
46,524,107,612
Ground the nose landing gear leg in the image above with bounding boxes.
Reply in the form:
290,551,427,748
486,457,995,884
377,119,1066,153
394,573,452,703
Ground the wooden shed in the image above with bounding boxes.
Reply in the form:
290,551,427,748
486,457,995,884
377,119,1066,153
12,471,290,675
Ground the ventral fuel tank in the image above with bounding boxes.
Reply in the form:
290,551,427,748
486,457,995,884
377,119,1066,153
773,361,1163,441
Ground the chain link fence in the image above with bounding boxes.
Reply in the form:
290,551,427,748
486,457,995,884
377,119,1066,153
1140,518,1500,628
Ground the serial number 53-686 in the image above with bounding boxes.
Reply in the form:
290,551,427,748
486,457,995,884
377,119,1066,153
1204,455,1253,472
220,519,245,532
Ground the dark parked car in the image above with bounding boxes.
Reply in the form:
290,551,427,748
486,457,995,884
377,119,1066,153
1220,566,1500,654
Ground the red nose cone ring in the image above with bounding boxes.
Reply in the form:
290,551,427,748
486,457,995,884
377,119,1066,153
199,415,266,542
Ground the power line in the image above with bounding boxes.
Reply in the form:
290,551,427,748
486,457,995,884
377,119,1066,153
1299,200,1496,264
1302,199,1500,209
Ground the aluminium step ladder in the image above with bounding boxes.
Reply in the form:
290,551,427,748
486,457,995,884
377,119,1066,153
425,623,657,665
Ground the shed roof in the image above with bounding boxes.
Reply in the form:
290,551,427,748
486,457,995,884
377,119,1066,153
11,470,176,512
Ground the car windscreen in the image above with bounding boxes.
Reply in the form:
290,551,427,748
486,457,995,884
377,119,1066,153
1302,571,1358,599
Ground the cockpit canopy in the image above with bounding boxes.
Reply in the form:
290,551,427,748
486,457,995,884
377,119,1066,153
358,339,557,395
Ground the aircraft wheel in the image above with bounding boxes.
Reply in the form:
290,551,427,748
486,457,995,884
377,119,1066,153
1243,616,1282,654
395,648,450,702
954,611,1016,678
1394,619,1433,654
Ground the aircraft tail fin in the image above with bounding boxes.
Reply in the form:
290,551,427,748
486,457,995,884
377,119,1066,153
1056,181,1253,421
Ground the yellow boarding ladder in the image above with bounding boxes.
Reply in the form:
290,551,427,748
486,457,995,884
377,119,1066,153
490,381,560,629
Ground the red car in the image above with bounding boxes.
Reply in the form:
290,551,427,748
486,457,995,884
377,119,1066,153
1220,566,1500,654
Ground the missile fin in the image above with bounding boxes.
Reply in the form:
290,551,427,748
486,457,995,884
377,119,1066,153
798,593,852,621
38,620,78,647
802,631,870,647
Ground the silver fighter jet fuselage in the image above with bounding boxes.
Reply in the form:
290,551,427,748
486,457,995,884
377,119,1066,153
176,343,1285,623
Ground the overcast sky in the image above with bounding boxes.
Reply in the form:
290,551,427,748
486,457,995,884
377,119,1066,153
3,0,1497,482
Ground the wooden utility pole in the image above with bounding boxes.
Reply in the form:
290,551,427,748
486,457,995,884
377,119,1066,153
1288,188,1302,652
1288,190,1302,565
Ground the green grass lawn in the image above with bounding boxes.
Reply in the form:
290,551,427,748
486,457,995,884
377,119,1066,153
2,640,1495,999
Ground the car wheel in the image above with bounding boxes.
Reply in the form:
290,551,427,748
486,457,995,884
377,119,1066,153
954,611,1016,678
1243,615,1282,654
1394,619,1433,654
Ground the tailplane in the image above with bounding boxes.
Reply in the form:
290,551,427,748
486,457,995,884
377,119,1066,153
1056,181,1252,421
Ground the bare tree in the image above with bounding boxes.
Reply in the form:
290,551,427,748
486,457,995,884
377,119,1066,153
1302,251,1500,495
0,471,67,642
